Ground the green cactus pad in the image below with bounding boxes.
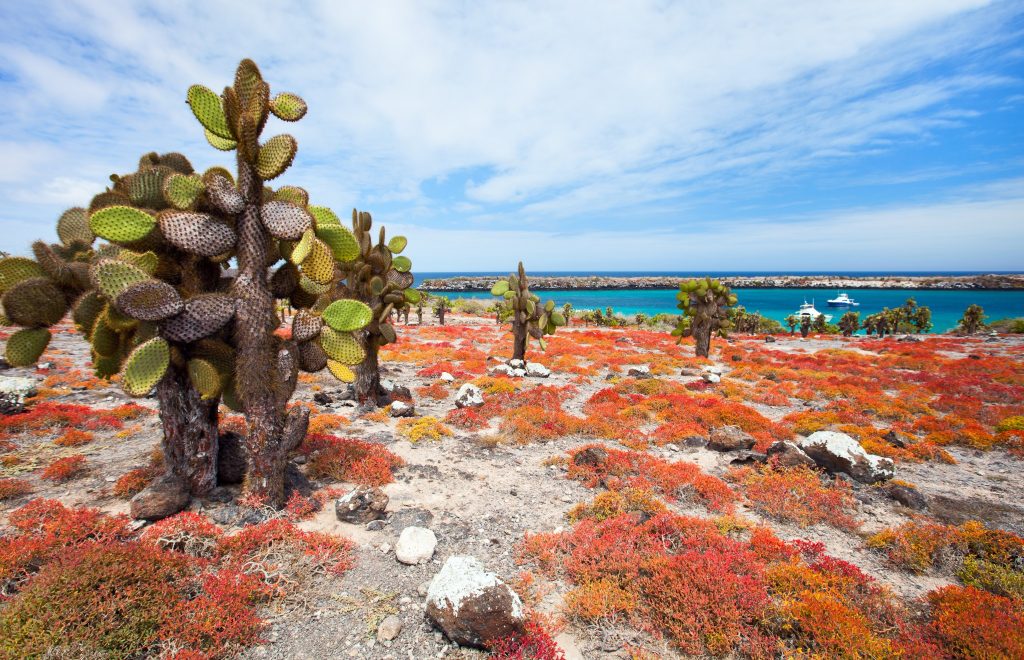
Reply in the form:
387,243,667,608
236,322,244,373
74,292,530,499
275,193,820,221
256,135,297,181
187,85,233,140
119,250,159,275
188,358,224,399
104,305,138,332
90,259,150,300
163,174,205,210
159,211,238,257
316,224,360,262
4,327,51,367
319,326,365,365
391,256,412,273
261,201,312,241
490,281,509,296
308,206,341,228
2,278,68,327
203,174,245,214
115,280,184,321
378,322,396,344
298,275,330,296
270,92,308,121
90,206,157,244
127,167,173,208
370,277,385,296
72,292,104,338
0,258,46,294
326,359,356,383
161,294,236,344
300,238,335,285
205,129,238,151
550,311,567,326
404,288,422,304
291,309,324,342
90,317,119,357
56,208,94,246
275,186,310,208
297,340,328,372
322,299,373,333
290,229,315,265
120,337,170,397
387,236,408,254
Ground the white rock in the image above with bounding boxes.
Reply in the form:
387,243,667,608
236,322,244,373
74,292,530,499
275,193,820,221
508,359,525,369
440,372,455,383
511,368,526,378
798,431,895,483
524,362,550,378
702,372,721,383
396,526,437,565
379,378,396,393
488,364,514,377
627,365,651,378
425,556,525,648
702,365,724,375
389,401,415,417
454,383,484,408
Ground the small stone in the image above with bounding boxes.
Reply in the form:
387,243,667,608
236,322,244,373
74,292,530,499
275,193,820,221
0,376,38,415
882,482,928,510
366,519,387,531
489,364,514,376
702,365,724,375
417,581,431,597
682,435,708,448
440,372,455,383
455,383,484,408
702,372,721,384
511,368,526,378
572,445,607,467
380,542,392,554
377,615,403,642
380,378,396,393
130,476,189,521
665,443,680,452
707,425,755,452
396,526,437,565
525,362,551,378
313,391,333,405
626,365,651,379
336,487,389,524
764,335,777,343
390,401,415,417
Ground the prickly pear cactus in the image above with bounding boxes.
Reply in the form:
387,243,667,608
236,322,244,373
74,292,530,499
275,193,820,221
671,277,737,358
326,210,417,403
490,262,565,361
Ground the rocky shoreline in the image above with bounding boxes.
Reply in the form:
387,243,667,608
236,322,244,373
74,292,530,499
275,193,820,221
421,273,1024,291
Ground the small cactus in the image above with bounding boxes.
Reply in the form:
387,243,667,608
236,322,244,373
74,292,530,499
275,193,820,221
671,277,737,358
490,262,565,361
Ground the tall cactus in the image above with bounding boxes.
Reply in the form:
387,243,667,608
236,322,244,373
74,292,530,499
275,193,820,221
671,277,737,358
490,262,565,361
328,210,418,405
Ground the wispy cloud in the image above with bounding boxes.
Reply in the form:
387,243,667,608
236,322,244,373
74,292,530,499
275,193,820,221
0,0,1021,269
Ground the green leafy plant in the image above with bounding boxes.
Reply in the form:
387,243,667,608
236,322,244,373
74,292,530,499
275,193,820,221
838,311,861,336
671,277,737,357
490,262,565,361
958,304,986,335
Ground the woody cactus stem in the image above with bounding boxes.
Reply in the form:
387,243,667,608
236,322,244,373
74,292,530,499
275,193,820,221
157,363,219,494
490,262,565,362
672,277,737,358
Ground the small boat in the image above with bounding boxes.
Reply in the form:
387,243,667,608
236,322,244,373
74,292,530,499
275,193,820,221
826,292,860,308
794,300,832,322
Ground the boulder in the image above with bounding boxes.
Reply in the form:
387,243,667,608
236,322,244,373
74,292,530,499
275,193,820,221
707,426,755,452
882,482,927,511
525,362,551,378
426,556,526,649
627,365,652,379
455,383,484,408
130,476,189,521
440,372,456,383
0,376,37,415
336,487,389,524
508,359,525,369
489,364,514,377
729,451,768,465
798,431,895,483
766,441,816,468
572,445,607,467
511,368,526,378
702,372,721,384
395,526,437,565
389,401,415,418
764,335,777,343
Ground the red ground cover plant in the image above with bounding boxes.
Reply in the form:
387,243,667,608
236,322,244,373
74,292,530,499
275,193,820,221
284,490,320,521
444,407,490,431
39,454,87,482
112,466,159,498
416,380,451,400
566,444,736,513
53,428,95,447
489,619,566,660
727,464,860,531
0,478,32,501
298,434,405,486
0,402,149,441
867,519,1024,578
925,585,1024,658
219,517,355,580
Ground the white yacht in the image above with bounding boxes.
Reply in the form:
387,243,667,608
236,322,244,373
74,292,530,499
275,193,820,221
794,300,832,322
826,292,860,308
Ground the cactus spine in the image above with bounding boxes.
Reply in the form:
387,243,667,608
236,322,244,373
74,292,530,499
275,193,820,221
671,277,737,358
490,262,565,361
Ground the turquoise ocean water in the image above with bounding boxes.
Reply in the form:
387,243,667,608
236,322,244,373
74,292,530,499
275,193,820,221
415,272,1024,334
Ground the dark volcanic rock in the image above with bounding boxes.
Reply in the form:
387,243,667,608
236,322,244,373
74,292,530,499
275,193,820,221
131,476,189,521
335,487,389,524
707,426,756,452
766,441,816,468
426,556,526,649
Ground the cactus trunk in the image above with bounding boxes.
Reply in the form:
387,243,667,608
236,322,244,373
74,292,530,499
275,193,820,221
232,160,302,507
693,322,712,358
512,321,528,361
156,363,219,494
354,336,382,404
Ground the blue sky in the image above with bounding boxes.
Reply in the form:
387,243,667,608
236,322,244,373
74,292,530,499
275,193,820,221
1,0,1022,271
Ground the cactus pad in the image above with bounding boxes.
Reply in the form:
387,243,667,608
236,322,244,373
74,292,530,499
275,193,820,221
269,263,300,298
326,359,355,383
188,358,224,399
187,85,233,140
91,259,151,300
256,134,297,181
205,129,238,151
387,236,408,254
308,206,341,228
0,258,46,294
275,186,309,208
290,229,315,265
90,317,120,357
90,206,157,244
491,280,509,296
161,294,236,343
159,211,238,257
322,299,373,333
291,309,324,342
126,167,172,208
2,278,68,327
163,174,205,210
261,201,312,240
316,224,359,262
392,256,412,273
56,207,94,246
204,174,245,214
115,280,184,321
157,152,195,175
319,326,365,365
120,337,170,396
297,340,328,372
4,327,51,367
404,288,422,304
300,237,334,285
270,92,308,121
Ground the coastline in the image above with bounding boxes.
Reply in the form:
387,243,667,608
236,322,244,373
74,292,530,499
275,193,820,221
420,273,1024,291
